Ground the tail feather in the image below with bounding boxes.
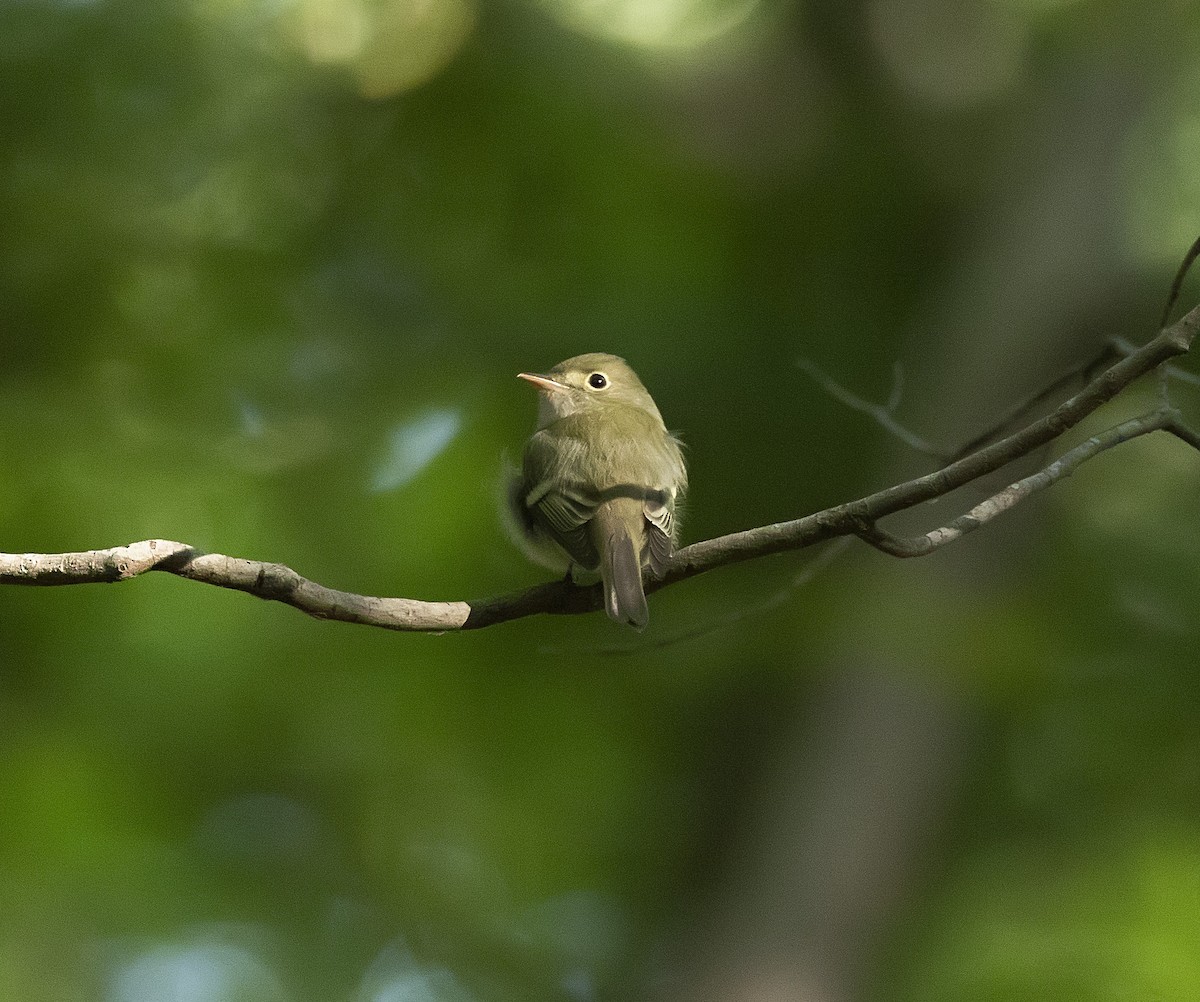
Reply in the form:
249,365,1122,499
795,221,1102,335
602,528,648,629
592,500,650,629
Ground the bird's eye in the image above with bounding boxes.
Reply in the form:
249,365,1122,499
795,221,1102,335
588,372,608,389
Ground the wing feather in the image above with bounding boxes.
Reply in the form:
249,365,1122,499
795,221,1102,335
644,492,675,577
516,413,685,577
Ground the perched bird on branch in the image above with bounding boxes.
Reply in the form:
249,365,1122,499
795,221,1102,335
508,353,687,629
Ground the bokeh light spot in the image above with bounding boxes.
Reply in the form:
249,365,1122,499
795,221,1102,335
299,0,371,63
369,407,463,493
536,0,761,51
110,942,289,1002
868,0,1026,107
291,0,476,97
356,940,478,1002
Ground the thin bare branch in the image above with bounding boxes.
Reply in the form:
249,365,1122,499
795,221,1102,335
949,342,1121,460
668,302,1200,580
855,410,1176,557
796,357,947,458
2,303,1199,632
1161,232,1200,327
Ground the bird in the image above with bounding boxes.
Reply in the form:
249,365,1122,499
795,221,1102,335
508,352,687,629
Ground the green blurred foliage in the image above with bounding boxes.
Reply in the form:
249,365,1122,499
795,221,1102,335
2,0,1200,999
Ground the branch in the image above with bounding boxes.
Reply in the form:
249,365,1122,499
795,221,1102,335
796,358,947,458
3,305,1199,632
947,342,1121,459
854,409,1189,557
666,303,1200,578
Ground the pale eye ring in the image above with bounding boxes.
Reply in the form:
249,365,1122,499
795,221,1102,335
588,372,608,389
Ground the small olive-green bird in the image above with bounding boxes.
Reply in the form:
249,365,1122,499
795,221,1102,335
508,353,687,629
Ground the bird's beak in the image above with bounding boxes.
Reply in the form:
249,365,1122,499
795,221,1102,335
517,372,568,393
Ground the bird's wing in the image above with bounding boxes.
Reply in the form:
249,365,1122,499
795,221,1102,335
528,487,599,569
520,418,685,575
522,432,601,569
643,491,675,577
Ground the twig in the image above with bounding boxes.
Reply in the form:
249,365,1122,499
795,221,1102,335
948,343,1121,460
797,357,947,458
854,409,1193,557
668,303,1200,579
1161,232,1200,327
2,304,1199,632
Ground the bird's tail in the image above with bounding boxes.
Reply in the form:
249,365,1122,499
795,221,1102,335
596,502,649,630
